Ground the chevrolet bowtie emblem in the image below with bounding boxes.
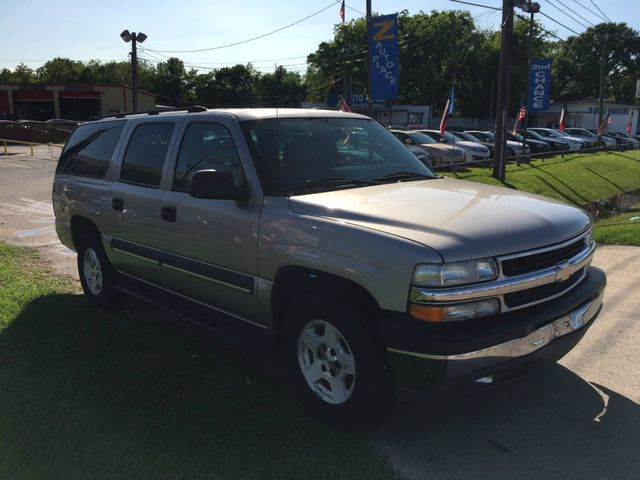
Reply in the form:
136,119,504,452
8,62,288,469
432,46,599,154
554,261,572,282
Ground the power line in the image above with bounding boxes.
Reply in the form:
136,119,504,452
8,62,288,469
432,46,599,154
538,10,582,35
449,0,502,10
568,0,609,22
550,0,596,25
343,1,365,16
145,1,341,53
544,0,590,29
589,0,612,22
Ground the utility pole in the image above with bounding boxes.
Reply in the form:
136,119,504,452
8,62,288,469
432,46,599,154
597,45,606,145
120,30,147,112
492,0,514,181
366,0,373,118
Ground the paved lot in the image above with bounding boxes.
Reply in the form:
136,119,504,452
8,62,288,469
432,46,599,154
1,150,639,479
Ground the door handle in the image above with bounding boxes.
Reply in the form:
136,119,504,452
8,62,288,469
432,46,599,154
111,197,124,212
160,205,177,222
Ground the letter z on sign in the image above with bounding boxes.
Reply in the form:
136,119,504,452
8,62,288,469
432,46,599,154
373,20,395,41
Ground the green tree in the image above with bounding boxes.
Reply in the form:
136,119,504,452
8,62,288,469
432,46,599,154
11,63,36,83
255,66,306,107
36,58,84,83
552,23,640,103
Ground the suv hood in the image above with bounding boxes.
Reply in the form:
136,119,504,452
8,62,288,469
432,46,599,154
288,178,590,262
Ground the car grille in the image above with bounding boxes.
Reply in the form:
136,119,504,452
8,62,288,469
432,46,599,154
501,237,587,277
504,268,585,308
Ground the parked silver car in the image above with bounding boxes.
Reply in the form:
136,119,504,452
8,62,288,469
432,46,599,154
529,128,585,151
419,129,491,162
565,128,616,148
53,108,606,425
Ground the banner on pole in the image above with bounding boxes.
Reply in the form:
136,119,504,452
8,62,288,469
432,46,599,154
369,13,399,101
528,59,552,112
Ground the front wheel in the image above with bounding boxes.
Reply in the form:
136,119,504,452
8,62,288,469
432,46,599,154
285,293,392,426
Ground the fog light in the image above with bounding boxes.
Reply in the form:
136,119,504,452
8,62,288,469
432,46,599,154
409,298,500,323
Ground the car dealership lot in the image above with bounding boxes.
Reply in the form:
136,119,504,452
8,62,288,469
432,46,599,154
1,150,639,479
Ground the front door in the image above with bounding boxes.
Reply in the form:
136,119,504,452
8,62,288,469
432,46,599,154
108,121,177,281
156,120,261,323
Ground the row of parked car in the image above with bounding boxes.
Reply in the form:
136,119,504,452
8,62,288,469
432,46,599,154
388,125,640,168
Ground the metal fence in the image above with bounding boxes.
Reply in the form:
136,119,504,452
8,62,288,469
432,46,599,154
0,121,76,144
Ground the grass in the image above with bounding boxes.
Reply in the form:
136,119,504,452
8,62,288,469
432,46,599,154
445,150,640,245
0,243,398,480
446,151,640,205
593,203,640,246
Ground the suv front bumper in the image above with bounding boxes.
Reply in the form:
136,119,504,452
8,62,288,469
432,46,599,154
381,266,606,399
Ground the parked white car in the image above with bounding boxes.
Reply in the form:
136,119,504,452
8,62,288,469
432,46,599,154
564,128,616,148
529,128,585,151
419,130,491,162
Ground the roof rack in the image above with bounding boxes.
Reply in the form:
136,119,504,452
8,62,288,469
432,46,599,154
103,105,208,120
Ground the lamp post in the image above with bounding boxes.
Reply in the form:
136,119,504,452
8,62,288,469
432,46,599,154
120,30,147,112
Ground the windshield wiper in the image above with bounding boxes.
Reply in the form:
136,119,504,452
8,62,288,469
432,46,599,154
274,177,381,196
373,172,434,183
300,177,381,188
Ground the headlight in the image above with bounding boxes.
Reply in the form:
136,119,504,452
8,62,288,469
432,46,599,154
586,225,594,246
409,298,500,322
413,259,498,287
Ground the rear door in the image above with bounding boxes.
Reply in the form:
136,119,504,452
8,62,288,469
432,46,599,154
155,118,262,323
107,119,179,281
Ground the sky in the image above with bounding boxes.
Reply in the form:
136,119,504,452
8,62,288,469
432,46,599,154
1,0,638,74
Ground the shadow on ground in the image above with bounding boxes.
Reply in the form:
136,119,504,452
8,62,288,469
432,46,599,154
2,292,639,480
0,293,396,480
370,361,640,480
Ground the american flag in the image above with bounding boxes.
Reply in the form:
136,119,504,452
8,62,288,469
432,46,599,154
339,0,345,23
439,86,456,135
597,112,611,135
338,96,352,112
559,103,567,132
512,105,526,135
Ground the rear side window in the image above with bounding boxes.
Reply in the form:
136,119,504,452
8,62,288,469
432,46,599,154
120,123,174,187
57,121,124,178
173,122,242,191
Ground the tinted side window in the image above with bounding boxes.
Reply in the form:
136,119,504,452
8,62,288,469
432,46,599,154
120,123,174,187
57,122,124,178
174,123,241,191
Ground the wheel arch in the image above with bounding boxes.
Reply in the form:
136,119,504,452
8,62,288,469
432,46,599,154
70,215,102,249
270,265,382,341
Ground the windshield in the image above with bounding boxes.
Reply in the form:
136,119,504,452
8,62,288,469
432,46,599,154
240,118,435,196
457,132,480,141
470,131,493,141
567,129,594,137
406,131,436,144
422,131,444,142
531,129,551,137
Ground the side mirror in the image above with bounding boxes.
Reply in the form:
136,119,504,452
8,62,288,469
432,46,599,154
404,138,413,145
439,138,447,143
189,169,249,201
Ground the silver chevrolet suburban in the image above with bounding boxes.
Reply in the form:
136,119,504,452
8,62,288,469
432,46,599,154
53,108,606,424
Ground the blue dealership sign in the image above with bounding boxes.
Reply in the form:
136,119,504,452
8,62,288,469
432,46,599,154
369,13,399,101
529,59,552,112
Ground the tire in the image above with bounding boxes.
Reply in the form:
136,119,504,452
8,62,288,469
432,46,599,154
285,293,392,427
77,233,122,310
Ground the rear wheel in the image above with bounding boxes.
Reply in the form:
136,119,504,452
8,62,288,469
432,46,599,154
77,233,122,309
285,293,392,426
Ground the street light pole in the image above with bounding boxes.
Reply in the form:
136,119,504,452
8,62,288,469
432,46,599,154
521,1,539,160
131,35,139,111
120,30,147,112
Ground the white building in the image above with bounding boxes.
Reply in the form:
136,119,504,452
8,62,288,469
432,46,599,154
533,99,640,134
